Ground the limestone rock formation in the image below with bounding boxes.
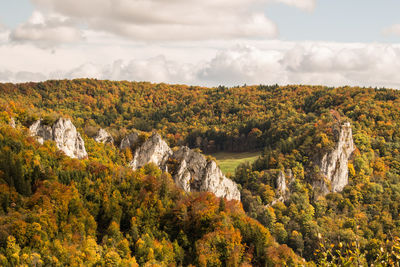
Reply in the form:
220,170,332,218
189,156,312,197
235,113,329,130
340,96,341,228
120,132,139,150
172,146,208,192
171,146,240,201
125,133,240,201
314,122,355,195
276,169,293,201
276,171,287,199
129,133,172,171
94,128,114,144
29,118,88,159
269,169,293,205
29,120,52,145
9,117,16,128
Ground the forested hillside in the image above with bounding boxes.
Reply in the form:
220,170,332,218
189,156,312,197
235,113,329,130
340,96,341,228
1,79,400,265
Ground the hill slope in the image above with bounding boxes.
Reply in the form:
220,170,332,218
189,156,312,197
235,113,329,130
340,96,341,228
1,79,400,264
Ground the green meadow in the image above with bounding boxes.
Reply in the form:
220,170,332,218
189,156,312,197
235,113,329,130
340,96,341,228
211,151,261,175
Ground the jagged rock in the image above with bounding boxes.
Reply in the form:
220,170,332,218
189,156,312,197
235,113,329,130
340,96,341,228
9,117,16,128
29,120,52,145
314,122,355,195
94,128,114,144
129,133,172,171
275,170,288,202
270,169,293,205
126,133,240,201
120,132,139,150
202,161,241,201
172,146,208,192
171,146,241,201
52,118,88,159
29,118,88,159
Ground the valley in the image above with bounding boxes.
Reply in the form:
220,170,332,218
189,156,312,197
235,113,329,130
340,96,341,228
210,151,262,175
0,80,400,265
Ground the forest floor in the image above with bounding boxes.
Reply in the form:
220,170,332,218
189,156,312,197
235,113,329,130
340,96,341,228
211,151,261,175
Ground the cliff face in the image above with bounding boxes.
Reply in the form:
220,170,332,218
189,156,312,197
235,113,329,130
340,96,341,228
172,146,207,192
172,146,240,201
124,134,240,201
129,133,172,171
120,132,139,150
29,118,88,159
9,117,16,128
94,128,114,144
314,122,355,195
202,161,241,201
268,169,293,206
29,120,52,144
276,169,293,202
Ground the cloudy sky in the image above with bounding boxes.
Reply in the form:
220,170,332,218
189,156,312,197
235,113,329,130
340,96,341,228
1,0,400,88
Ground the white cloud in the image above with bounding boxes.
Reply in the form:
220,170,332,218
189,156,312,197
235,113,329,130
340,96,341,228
1,39,400,89
49,57,197,85
10,11,83,47
0,27,9,43
9,0,320,46
3,0,400,90
107,57,196,83
383,24,400,36
196,42,400,88
280,43,400,87
272,0,316,11
198,45,284,85
0,70,46,83
30,0,278,41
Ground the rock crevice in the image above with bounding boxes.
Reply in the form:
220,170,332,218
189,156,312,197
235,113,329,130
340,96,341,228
120,132,139,150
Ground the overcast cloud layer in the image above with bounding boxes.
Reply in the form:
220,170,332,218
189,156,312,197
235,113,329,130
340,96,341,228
1,0,400,88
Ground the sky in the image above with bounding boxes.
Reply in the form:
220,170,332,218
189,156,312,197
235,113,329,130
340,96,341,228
1,0,400,88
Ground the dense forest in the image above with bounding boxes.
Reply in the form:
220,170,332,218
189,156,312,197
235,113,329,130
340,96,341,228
1,79,400,265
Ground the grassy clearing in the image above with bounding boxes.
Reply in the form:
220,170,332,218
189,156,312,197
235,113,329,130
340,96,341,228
210,151,262,175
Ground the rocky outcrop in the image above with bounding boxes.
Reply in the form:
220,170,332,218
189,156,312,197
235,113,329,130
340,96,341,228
269,169,293,205
125,133,240,201
314,122,355,195
276,171,287,200
129,133,172,171
9,117,16,128
171,146,240,201
172,146,208,192
94,128,114,144
29,118,88,159
120,132,139,150
276,169,293,202
29,120,52,145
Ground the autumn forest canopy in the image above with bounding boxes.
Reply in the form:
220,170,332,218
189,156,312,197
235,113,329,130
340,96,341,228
1,79,400,265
